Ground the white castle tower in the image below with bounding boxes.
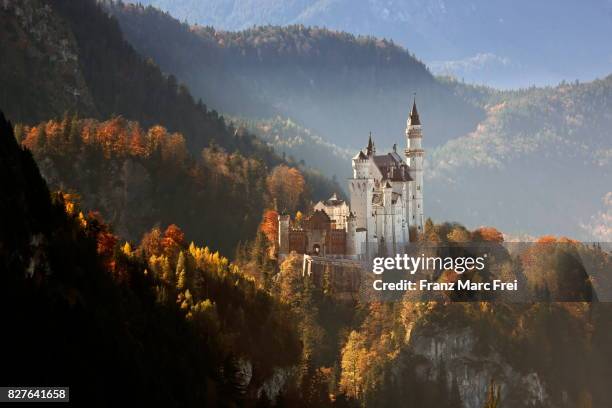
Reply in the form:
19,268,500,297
349,134,376,254
277,98,425,259
405,97,425,233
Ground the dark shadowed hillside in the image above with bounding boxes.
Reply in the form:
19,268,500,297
1,0,276,163
0,110,301,406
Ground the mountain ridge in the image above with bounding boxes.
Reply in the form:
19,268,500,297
133,0,612,89
106,2,486,149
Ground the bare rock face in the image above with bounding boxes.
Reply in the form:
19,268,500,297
408,324,550,408
1,0,96,121
92,158,155,241
37,155,156,242
258,366,296,402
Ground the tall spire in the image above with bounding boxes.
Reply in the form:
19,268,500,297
366,131,375,155
409,95,421,126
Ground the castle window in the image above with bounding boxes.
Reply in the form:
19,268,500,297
417,185,420,191
418,204,420,209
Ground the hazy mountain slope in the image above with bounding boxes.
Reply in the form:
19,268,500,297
134,0,612,89
106,3,486,149
427,78,612,240
108,3,612,240
231,115,353,181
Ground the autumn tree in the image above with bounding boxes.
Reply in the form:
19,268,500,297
448,225,471,242
176,251,188,290
140,227,163,258
423,218,440,242
35,126,47,151
473,227,504,243
129,123,147,157
97,231,118,258
278,253,304,306
163,224,185,259
260,209,279,245
266,165,305,213
340,330,368,399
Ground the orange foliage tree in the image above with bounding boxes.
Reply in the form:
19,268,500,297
472,227,504,243
140,227,163,258
163,224,185,258
266,165,305,212
21,116,188,165
260,209,279,244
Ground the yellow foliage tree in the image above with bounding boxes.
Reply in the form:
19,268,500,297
339,330,368,399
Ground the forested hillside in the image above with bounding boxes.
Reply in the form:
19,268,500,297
132,0,612,89
232,115,353,181
428,77,612,241
17,115,339,255
105,2,486,149
269,222,612,407
1,0,342,254
1,0,273,162
2,1,612,407
0,111,301,406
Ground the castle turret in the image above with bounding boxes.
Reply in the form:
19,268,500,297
405,97,425,234
346,212,366,259
278,214,290,254
350,137,375,251
346,213,356,256
352,149,370,179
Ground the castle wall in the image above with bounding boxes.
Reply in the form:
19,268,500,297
288,231,307,253
328,230,347,255
314,201,350,230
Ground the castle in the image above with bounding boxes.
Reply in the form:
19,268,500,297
279,99,425,259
